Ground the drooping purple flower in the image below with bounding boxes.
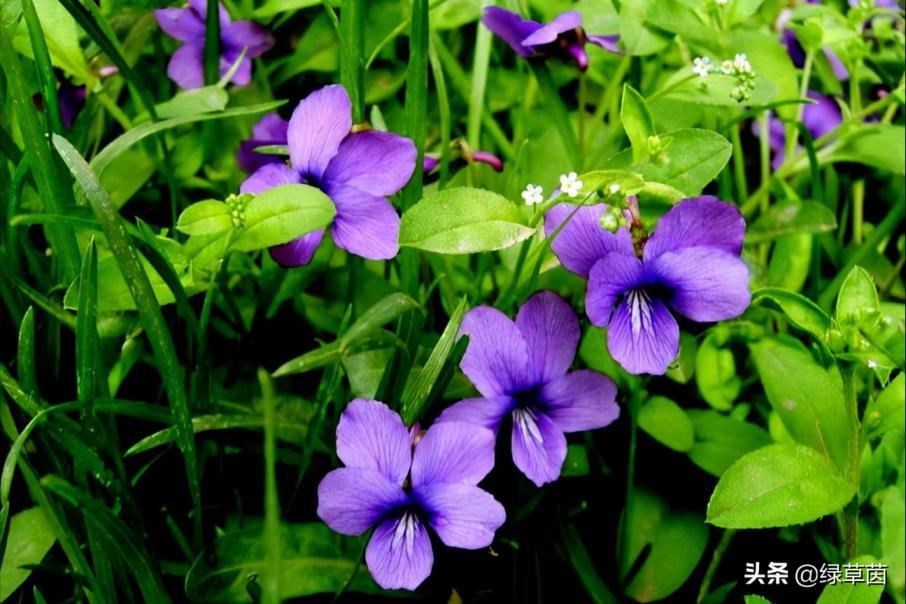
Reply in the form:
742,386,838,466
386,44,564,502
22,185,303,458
237,113,288,174
423,149,504,174
482,7,620,71
317,399,505,591
58,80,86,130
240,85,416,266
437,292,619,487
544,197,751,375
759,91,843,169
154,0,274,89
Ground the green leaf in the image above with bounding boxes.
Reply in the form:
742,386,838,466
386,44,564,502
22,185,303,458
621,84,656,163
751,336,855,475
707,443,856,528
400,297,466,424
880,486,905,598
753,288,831,342
747,200,837,243
686,410,772,477
231,185,335,252
604,129,732,196
0,507,56,601
830,125,906,175
177,200,234,237
562,523,619,604
155,85,230,119
695,330,741,411
272,343,343,378
340,293,422,349
862,374,905,441
13,0,89,78
399,187,535,254
744,596,773,604
620,489,709,602
184,523,379,601
835,266,879,328
816,556,885,604
638,396,695,452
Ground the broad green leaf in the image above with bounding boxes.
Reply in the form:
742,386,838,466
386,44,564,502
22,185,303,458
707,443,856,528
621,84,656,163
184,523,379,601
862,374,905,441
0,507,56,601
231,185,335,252
561,444,591,477
753,288,831,342
816,555,885,604
620,489,709,602
880,486,905,598
830,125,906,175
731,29,799,118
399,187,535,254
604,129,732,196
619,0,673,56
177,200,234,237
658,71,777,108
767,234,812,292
744,596,773,604
343,349,392,399
638,396,695,452
686,410,772,477
751,336,855,475
695,330,741,411
13,0,89,78
666,331,697,384
747,200,837,243
836,266,880,328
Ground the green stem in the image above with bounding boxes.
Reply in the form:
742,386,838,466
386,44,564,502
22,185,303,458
467,0,493,148
852,180,864,245
339,0,365,122
730,121,748,201
203,0,221,85
645,73,698,104
697,529,736,603
259,369,281,604
786,49,815,163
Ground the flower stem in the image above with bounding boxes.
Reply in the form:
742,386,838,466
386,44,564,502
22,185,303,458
339,0,365,122
467,0,493,149
697,529,736,603
203,0,221,85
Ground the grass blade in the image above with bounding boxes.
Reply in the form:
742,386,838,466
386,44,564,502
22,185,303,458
339,0,365,122
0,33,81,280
204,0,221,85
52,135,204,546
21,0,64,134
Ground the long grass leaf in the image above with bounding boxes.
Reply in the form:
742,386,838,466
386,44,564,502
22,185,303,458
20,0,64,134
52,135,204,545
259,370,281,604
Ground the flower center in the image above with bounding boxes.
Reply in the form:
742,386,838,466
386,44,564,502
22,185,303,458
513,407,544,445
391,511,419,556
626,289,653,336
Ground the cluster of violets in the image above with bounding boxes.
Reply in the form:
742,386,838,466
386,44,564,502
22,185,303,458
147,2,758,590
318,292,621,589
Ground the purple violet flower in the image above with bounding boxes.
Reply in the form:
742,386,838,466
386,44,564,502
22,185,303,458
240,85,416,266
482,7,620,71
437,291,620,487
317,399,505,591
760,91,842,169
544,197,751,375
154,0,274,89
237,113,288,174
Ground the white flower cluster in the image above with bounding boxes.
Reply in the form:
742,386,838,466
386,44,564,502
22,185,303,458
692,56,713,78
521,184,544,205
559,172,584,198
521,172,585,206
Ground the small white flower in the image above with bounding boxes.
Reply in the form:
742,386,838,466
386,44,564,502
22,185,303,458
692,56,712,78
715,0,729,5
720,59,734,75
733,53,752,73
559,172,583,198
521,183,544,205
609,183,621,194
867,359,878,369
